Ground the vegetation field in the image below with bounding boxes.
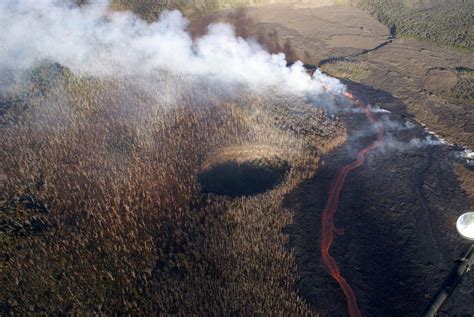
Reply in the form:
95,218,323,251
2,0,471,314
110,0,473,50
109,0,297,19
321,61,370,82
355,0,473,50
0,63,345,314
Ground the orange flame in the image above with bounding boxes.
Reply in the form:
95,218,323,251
343,91,354,99
320,90,384,317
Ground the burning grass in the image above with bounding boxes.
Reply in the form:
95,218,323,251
0,65,345,314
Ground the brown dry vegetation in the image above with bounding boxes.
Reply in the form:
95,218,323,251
109,0,297,20
320,61,370,83
0,64,345,314
422,67,474,106
355,0,473,50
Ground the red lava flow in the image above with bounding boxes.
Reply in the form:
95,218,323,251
320,91,384,317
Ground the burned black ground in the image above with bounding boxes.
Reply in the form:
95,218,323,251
285,81,474,316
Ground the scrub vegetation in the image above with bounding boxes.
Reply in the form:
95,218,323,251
355,0,473,50
110,0,295,19
449,68,474,105
101,0,474,51
0,63,345,314
321,61,370,82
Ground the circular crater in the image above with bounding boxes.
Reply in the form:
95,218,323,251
199,145,290,197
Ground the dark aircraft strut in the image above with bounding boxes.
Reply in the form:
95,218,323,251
423,244,474,317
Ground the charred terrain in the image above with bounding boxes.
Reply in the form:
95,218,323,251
285,81,474,316
1,0,473,316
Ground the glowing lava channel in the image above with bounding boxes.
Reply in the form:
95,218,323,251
320,92,384,317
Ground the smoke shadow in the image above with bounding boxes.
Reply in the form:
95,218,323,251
199,159,290,197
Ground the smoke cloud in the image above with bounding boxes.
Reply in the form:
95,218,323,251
0,0,345,97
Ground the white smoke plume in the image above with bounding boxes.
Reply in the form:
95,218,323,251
0,0,345,97
379,135,444,153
